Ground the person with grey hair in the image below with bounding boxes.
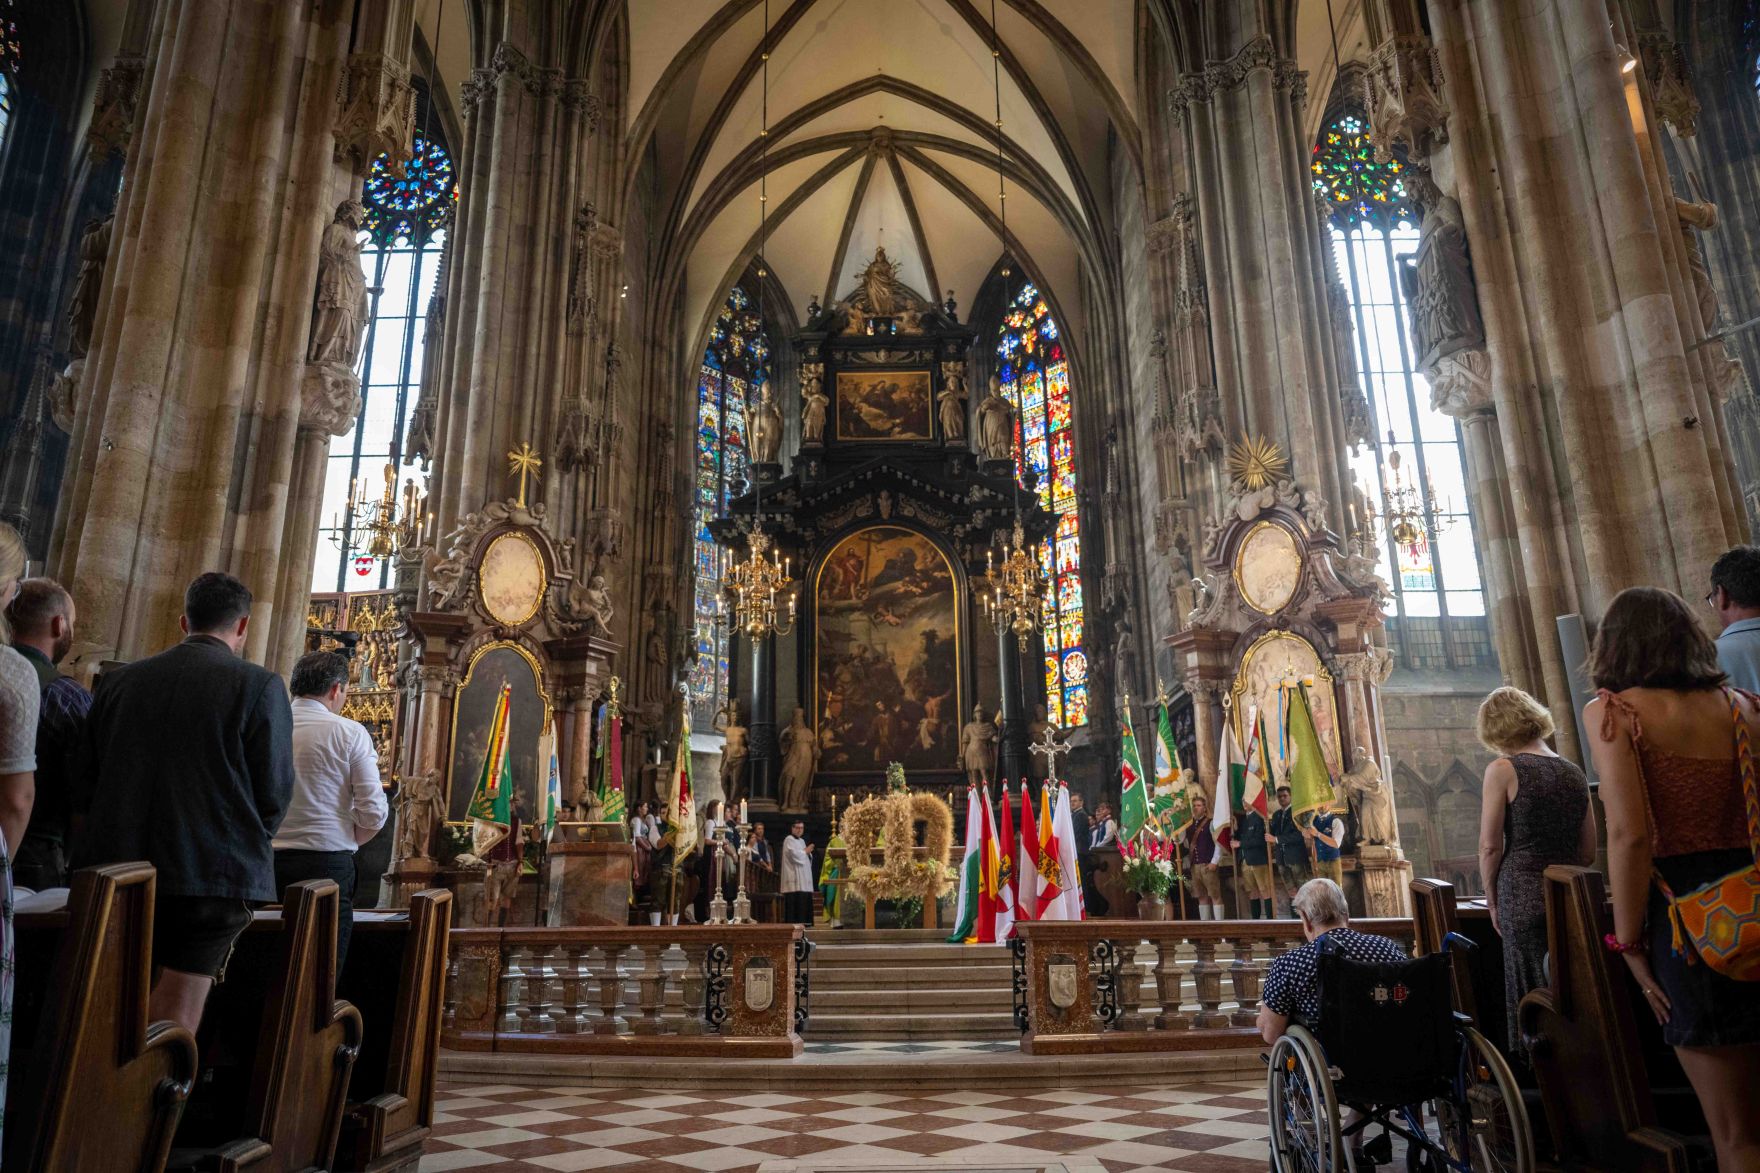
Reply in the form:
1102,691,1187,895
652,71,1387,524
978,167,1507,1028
5,577,91,891
1256,878,1408,1045
273,649,386,970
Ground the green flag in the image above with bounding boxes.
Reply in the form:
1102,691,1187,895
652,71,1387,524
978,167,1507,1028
1285,683,1335,820
1118,703,1150,842
1150,703,1191,837
466,683,514,857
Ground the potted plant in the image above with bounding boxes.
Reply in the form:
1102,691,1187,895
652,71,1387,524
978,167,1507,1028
1120,837,1176,919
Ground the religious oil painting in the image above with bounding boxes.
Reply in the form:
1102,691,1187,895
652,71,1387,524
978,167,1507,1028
448,643,550,823
834,370,933,441
814,525,961,774
479,530,546,627
1231,630,1344,797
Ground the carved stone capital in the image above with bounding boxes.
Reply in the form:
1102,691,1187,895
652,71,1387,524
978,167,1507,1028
559,79,605,130
1426,347,1492,419
300,362,363,437
460,67,496,117
1363,34,1448,163
1335,647,1394,685
333,52,416,174
1639,33,1699,137
87,55,146,161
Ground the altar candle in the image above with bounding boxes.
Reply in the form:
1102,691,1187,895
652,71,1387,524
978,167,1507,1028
739,798,748,824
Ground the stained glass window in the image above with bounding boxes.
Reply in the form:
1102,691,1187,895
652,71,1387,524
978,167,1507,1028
1314,113,1485,651
692,285,770,724
311,131,457,592
996,283,1087,727
0,0,18,152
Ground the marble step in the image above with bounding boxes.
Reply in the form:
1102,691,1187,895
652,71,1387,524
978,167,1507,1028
808,943,1012,966
803,1010,1020,1039
807,986,1012,1013
810,965,1015,989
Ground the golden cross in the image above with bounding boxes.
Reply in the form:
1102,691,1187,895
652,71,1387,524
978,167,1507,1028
507,442,543,508
606,675,622,715
1153,676,1177,711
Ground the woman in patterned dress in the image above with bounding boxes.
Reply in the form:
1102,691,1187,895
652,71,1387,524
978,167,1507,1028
1476,686,1595,1059
0,522,40,1154
1586,587,1760,1171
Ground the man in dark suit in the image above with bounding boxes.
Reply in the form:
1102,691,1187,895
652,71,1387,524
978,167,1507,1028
74,572,294,1032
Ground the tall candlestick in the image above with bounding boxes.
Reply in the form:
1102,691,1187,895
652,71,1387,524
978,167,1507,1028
739,798,748,824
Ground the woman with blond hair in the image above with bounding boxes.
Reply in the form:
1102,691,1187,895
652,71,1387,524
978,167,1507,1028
0,520,39,1153
1477,684,1595,1059
1587,587,1760,1169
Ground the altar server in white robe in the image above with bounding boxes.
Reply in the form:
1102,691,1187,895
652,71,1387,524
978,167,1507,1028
781,819,815,925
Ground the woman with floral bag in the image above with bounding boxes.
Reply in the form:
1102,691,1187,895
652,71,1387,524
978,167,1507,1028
1586,587,1760,1171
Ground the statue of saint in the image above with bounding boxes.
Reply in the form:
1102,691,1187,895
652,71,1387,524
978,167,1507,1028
714,700,749,803
750,383,784,464
1341,746,1397,846
958,704,997,785
801,367,828,444
642,609,672,706
395,767,445,864
67,215,114,359
938,362,967,442
569,573,615,636
778,706,819,812
309,200,370,367
976,374,1015,463
854,246,908,316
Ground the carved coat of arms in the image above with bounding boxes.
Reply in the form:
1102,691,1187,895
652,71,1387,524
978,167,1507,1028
743,957,776,1012
1048,953,1080,1010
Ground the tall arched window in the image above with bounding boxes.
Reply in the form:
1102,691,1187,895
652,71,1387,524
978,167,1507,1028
691,285,770,719
1314,113,1486,666
996,282,1088,727
311,133,457,592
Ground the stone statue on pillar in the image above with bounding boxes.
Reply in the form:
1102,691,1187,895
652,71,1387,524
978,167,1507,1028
800,363,828,445
938,361,968,442
715,700,749,803
1341,746,1397,846
778,706,819,812
52,215,115,433
750,383,784,465
309,200,371,367
958,704,997,785
976,375,1015,464
394,766,445,864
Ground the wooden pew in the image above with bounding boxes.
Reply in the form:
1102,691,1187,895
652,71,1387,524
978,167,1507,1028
1517,865,1703,1173
6,863,199,1173
175,879,364,1172
1409,877,1478,1023
336,890,452,1173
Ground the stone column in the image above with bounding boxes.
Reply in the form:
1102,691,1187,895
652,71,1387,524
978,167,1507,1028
996,625,1030,785
50,0,416,672
746,633,779,808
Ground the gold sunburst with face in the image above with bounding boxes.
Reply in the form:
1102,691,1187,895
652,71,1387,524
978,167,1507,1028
1227,435,1289,491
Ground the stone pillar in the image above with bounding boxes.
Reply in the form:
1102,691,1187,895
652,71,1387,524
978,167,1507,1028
746,633,779,808
996,624,1030,785
50,0,416,672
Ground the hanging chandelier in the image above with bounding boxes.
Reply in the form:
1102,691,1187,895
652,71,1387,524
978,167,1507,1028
719,0,796,641
334,462,426,562
982,518,1047,648
1378,432,1452,562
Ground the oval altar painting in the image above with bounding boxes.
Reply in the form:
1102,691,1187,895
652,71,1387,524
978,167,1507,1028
479,531,546,627
1235,521,1302,615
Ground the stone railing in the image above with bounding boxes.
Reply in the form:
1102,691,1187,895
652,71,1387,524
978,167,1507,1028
1014,918,1417,1054
444,925,808,1057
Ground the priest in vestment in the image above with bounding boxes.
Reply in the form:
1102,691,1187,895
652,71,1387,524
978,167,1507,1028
781,819,815,926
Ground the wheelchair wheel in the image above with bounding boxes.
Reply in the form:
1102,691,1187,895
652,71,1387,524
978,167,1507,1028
1268,1025,1346,1172
1434,1027,1534,1173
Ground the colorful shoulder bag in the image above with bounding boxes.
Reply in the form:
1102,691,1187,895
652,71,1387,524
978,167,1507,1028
1653,689,1760,981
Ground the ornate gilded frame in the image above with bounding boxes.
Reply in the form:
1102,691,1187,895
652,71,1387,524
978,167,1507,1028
1231,518,1303,616
478,530,548,628
1229,628,1347,808
445,638,553,822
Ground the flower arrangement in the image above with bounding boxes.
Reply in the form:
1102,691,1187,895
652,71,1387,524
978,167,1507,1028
840,771,956,904
1119,836,1179,899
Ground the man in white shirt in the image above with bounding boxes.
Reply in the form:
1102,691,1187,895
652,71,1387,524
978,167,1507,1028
781,819,815,926
273,650,387,970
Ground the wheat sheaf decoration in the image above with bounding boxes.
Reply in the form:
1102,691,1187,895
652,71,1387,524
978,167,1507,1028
840,786,956,903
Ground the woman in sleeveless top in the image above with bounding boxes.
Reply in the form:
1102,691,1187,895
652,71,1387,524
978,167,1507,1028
1476,686,1595,1059
0,521,38,1158
1586,587,1760,1171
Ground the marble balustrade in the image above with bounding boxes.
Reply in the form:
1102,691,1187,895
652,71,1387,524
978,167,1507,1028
444,925,806,1057
1014,919,1417,1055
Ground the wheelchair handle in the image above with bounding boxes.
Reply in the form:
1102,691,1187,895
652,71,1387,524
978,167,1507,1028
1441,931,1478,954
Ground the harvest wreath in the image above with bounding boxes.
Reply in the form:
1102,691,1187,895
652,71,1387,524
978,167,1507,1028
839,779,955,904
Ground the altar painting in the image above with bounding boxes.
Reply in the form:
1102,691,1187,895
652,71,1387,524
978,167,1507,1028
815,526,960,773
448,643,551,822
1230,630,1345,803
835,370,933,440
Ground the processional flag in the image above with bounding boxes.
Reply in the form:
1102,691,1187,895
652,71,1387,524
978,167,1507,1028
1285,682,1335,821
975,782,1002,943
538,724,561,843
1214,717,1242,848
1117,702,1150,842
466,683,514,857
664,692,699,859
1036,782,1061,912
1038,782,1086,921
596,682,626,823
1016,779,1040,923
1239,706,1271,819
1151,701,1191,839
995,783,1018,942
947,784,982,943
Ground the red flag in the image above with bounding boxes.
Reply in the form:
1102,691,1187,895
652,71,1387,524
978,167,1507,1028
976,782,999,943
1015,779,1039,922
997,781,1018,941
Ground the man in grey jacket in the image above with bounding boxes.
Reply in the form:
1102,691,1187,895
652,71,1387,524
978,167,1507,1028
1710,546,1760,693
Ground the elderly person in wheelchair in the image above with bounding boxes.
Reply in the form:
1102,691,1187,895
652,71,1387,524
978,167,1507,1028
1259,879,1534,1171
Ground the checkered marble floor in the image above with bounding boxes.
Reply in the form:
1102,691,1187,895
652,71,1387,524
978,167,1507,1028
420,1080,1274,1172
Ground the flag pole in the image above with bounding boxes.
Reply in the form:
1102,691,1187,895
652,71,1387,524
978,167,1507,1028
1227,696,1247,922
1171,832,1187,920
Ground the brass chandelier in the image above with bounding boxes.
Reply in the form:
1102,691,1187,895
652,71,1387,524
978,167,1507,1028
1377,431,1452,562
334,462,425,561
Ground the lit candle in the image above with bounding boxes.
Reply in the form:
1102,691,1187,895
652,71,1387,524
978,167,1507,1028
739,798,748,824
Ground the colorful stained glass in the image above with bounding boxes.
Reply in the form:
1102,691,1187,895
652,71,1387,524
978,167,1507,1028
362,135,458,246
1311,114,1414,232
693,284,771,724
996,282,1087,725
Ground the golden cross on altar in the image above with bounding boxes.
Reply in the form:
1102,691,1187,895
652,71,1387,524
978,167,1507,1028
507,442,543,508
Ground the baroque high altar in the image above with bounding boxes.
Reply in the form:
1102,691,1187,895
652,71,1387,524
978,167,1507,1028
709,249,1053,816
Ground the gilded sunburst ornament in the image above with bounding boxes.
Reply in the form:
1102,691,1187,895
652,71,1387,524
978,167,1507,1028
1227,435,1289,491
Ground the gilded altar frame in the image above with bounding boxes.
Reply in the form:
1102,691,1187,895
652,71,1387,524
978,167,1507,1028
1229,628,1347,809
445,638,554,822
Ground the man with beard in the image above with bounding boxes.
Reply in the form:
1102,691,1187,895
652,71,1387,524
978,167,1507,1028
5,579,93,890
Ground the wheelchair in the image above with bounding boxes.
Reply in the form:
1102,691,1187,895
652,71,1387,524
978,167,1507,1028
1267,934,1533,1172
